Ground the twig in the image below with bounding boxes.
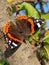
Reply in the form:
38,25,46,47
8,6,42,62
33,45,41,52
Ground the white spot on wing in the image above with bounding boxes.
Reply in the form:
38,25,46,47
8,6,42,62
12,42,18,47
6,38,8,43
11,46,14,49
37,23,41,28
9,40,11,44
36,19,39,22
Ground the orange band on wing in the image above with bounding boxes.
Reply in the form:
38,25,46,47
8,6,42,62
4,22,10,33
4,15,34,43
17,15,34,33
4,22,22,43
7,33,22,43
17,15,28,20
28,18,34,33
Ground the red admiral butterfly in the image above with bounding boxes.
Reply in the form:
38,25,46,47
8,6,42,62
3,15,45,49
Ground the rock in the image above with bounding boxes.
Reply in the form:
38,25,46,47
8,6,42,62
7,42,41,65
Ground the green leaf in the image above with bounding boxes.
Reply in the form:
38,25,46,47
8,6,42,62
18,4,23,9
18,2,40,18
40,42,49,59
40,47,48,59
11,4,16,13
41,13,49,20
33,29,40,41
43,35,49,43
0,58,9,65
44,44,49,58
0,63,3,65
28,34,32,44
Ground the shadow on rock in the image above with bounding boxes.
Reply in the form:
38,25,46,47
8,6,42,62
4,45,21,58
